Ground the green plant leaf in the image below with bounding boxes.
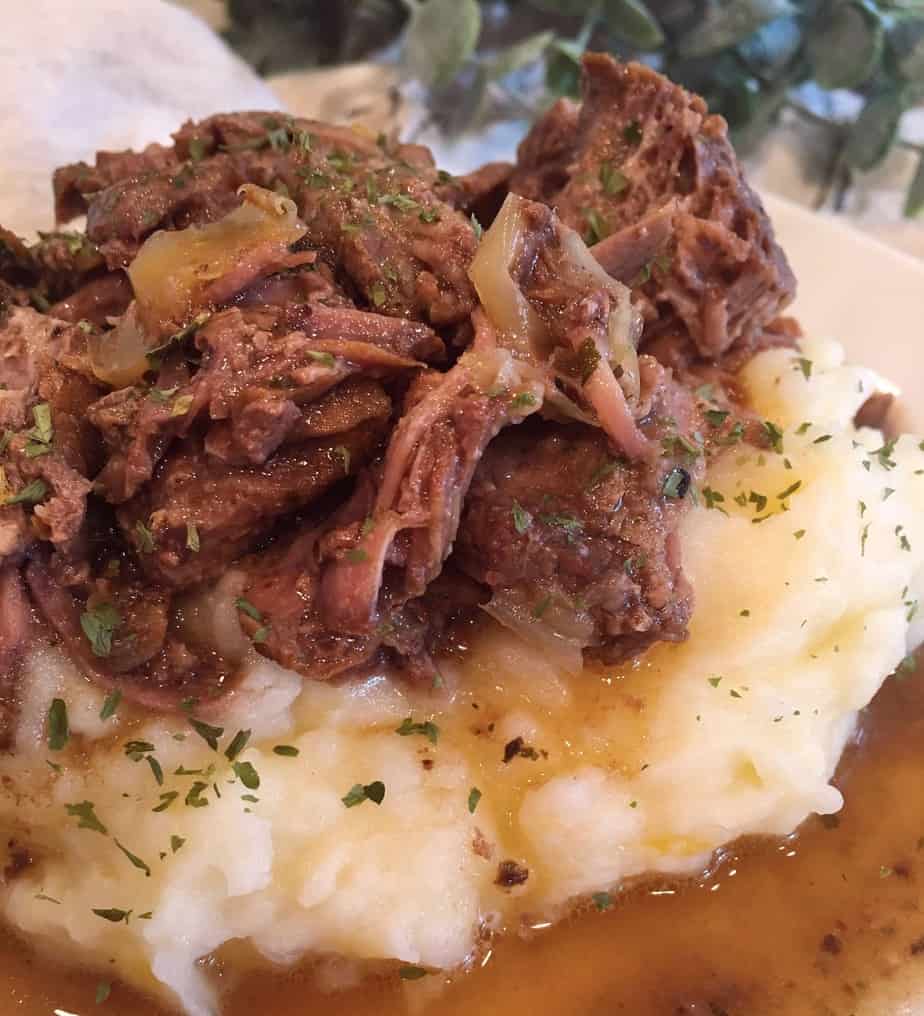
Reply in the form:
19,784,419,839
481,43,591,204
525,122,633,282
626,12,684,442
886,14,924,80
484,30,555,82
603,0,665,48
526,0,599,14
845,89,905,170
403,0,482,88
677,0,796,58
737,15,802,77
807,1,884,89
905,151,924,216
545,37,585,96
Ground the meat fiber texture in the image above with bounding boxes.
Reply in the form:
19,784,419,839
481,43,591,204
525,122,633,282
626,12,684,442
0,0,280,238
1,336,921,1014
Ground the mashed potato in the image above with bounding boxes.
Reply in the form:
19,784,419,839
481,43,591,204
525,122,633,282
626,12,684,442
1,337,922,1015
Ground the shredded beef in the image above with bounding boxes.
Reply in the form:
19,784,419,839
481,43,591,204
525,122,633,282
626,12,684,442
56,113,480,326
510,54,795,359
0,59,803,705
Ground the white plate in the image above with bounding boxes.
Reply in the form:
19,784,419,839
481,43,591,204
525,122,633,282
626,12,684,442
764,193,924,432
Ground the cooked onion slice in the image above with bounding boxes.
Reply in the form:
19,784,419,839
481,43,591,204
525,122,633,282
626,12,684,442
469,193,648,458
129,184,308,335
89,186,311,387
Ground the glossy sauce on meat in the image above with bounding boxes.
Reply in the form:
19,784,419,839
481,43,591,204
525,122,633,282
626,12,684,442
1,656,922,1015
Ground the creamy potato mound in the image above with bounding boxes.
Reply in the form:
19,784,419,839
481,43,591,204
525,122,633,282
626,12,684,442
1,337,922,1015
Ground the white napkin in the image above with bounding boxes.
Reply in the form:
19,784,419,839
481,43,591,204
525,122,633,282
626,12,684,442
0,0,281,237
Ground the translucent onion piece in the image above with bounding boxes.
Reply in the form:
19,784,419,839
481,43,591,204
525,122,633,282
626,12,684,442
468,193,547,357
87,302,151,388
559,224,642,403
128,184,308,336
482,588,593,675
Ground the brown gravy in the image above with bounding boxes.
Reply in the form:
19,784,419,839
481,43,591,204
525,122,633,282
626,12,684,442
3,656,924,1016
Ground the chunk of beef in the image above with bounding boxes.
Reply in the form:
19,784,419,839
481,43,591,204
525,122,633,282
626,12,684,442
204,375,392,465
455,354,715,663
119,416,388,589
53,142,180,223
24,556,230,711
57,113,480,326
0,309,103,566
436,161,513,226
90,304,440,501
48,272,134,327
316,325,540,635
510,55,795,358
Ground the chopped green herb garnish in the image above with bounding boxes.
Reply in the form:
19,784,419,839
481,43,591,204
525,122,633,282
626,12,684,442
185,781,210,808
149,386,179,406
395,717,440,745
749,490,768,513
662,468,690,499
539,512,584,540
273,745,300,757
468,786,482,814
704,409,730,427
872,438,898,470
599,161,628,196
861,523,870,557
152,792,179,813
99,690,121,721
188,718,224,751
592,890,614,911
170,835,185,853
224,729,251,762
233,760,260,790
35,893,61,904
235,597,263,622
134,519,156,553
342,780,386,808
125,742,156,762
47,698,69,751
369,282,387,307
762,421,784,453
346,547,368,563
777,480,802,500
23,402,54,456
511,391,537,410
92,908,131,924
95,980,111,1004
146,756,164,786
511,501,532,535
702,486,726,512
582,207,608,245
708,676,722,688
379,192,419,212
170,394,194,418
813,434,832,445
65,801,107,835
399,965,429,980
794,529,806,540
114,840,151,877
4,478,48,506
471,214,483,240
795,357,813,380
306,349,336,368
